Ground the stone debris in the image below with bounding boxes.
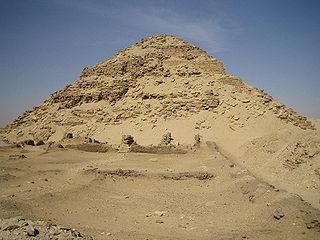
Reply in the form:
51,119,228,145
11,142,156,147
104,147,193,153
35,140,45,146
154,211,165,217
0,216,92,239
194,134,201,146
65,133,73,139
280,137,320,169
9,154,27,160
0,173,16,183
26,226,39,236
305,219,320,231
118,134,136,152
121,135,135,146
273,208,285,220
19,139,35,146
1,34,315,146
84,167,214,181
161,132,173,145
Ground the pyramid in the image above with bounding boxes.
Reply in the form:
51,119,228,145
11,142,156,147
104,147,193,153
1,34,315,145
1,35,320,234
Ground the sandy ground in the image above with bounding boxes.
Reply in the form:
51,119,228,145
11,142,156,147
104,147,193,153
0,143,319,240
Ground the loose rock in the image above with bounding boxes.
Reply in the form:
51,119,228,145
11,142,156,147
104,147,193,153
273,208,284,220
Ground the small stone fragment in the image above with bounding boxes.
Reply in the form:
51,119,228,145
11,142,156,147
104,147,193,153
194,134,201,146
273,208,284,220
154,211,165,217
36,140,45,146
26,226,39,236
24,139,35,146
121,135,135,145
3,225,20,231
66,133,73,139
161,132,173,145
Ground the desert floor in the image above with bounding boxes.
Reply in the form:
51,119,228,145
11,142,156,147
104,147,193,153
0,143,319,240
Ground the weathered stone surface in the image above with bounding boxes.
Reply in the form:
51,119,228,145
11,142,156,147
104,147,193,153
0,217,92,239
161,132,173,145
122,135,135,145
2,34,314,144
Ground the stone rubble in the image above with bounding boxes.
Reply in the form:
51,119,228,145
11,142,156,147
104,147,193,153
0,216,92,240
1,34,315,145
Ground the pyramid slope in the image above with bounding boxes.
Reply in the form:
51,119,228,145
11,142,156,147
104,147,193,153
2,34,315,144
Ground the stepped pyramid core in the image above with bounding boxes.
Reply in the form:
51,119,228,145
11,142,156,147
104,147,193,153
2,34,315,144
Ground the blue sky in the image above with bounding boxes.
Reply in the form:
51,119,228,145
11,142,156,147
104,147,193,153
0,0,319,127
